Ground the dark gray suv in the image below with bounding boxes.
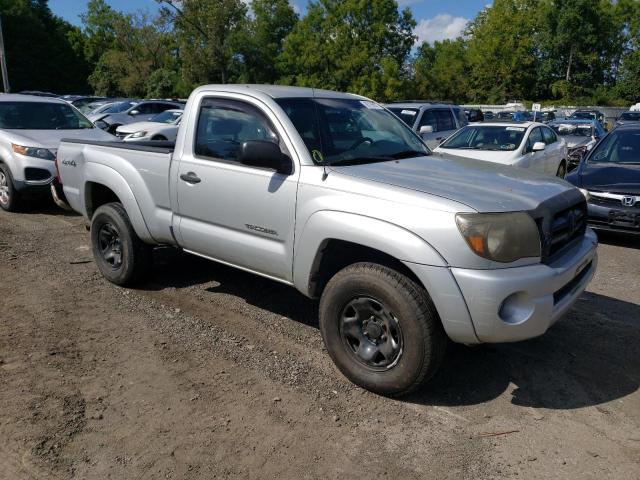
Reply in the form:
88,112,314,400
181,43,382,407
384,101,468,149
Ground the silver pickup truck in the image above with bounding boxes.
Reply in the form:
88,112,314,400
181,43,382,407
57,85,598,396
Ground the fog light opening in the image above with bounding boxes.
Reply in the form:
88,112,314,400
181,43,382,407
499,292,535,325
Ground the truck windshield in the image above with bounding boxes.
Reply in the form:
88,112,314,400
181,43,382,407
440,125,526,151
386,107,419,127
0,102,94,130
276,98,429,166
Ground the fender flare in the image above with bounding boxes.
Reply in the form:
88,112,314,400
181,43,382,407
293,210,447,296
82,162,154,243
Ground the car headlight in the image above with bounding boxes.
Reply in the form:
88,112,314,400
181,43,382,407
94,120,109,130
12,144,55,160
579,188,590,201
569,146,587,157
455,212,541,263
130,131,147,138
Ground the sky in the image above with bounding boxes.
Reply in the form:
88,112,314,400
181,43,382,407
48,0,490,45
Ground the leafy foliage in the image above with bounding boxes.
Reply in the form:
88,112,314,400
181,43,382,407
0,0,638,105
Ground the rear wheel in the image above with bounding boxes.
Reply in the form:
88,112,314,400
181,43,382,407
319,263,447,397
91,202,152,285
0,164,20,212
556,161,567,178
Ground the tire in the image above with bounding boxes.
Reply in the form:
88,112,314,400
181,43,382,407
556,161,567,178
90,202,152,286
0,163,20,212
319,263,447,397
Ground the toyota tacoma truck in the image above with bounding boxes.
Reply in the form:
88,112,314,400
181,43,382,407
56,85,598,396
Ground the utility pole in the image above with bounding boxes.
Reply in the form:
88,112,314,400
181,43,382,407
0,15,10,93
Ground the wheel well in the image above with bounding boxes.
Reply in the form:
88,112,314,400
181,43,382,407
308,239,425,298
85,182,121,219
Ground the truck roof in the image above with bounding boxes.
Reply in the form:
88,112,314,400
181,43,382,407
193,84,366,100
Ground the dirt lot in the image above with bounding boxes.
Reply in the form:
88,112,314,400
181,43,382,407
1,201,639,480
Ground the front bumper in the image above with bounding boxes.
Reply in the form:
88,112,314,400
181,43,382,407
11,154,56,191
587,201,640,234
451,228,598,343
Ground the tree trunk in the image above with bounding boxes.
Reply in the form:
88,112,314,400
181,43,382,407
565,44,575,82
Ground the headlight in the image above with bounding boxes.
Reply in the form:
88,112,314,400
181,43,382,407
130,131,147,138
94,120,109,130
455,212,541,263
12,144,55,160
569,146,587,157
579,188,590,201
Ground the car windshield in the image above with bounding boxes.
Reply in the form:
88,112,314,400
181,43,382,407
0,101,94,130
439,125,526,151
620,112,640,121
276,98,429,166
151,110,182,124
571,111,596,120
387,107,419,127
551,123,593,137
589,129,640,164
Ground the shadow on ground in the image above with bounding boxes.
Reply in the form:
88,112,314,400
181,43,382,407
595,229,639,250
142,248,639,410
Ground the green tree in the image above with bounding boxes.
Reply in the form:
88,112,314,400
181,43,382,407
158,0,247,87
0,0,91,93
277,0,415,101
412,39,470,102
613,0,640,102
234,0,298,83
465,0,542,102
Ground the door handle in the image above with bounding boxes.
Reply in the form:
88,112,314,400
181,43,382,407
180,172,201,184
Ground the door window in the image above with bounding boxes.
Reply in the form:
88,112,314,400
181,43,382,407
526,127,543,152
195,98,279,163
542,127,557,145
418,108,456,132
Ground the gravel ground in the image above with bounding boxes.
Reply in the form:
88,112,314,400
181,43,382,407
0,200,639,480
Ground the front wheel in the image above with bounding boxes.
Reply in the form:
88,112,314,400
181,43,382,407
91,202,152,286
319,263,447,397
0,164,20,212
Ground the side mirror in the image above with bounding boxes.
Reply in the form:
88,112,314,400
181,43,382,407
129,110,140,116
238,140,293,175
419,125,434,135
532,141,546,152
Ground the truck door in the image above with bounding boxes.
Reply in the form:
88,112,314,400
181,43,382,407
174,97,299,283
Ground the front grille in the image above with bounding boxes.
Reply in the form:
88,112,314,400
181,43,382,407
590,194,640,209
535,197,587,264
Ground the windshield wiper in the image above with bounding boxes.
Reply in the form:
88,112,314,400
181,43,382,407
329,156,395,166
389,149,430,159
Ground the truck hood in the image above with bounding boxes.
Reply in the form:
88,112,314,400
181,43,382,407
2,128,114,150
433,147,516,164
331,154,575,212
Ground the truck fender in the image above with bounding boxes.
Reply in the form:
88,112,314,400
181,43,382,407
83,162,154,243
293,210,447,297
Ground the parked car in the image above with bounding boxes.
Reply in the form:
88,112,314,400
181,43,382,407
434,121,569,177
465,108,484,122
538,111,556,123
512,111,535,122
549,120,606,170
115,109,183,142
566,124,640,234
496,110,516,120
569,109,605,126
56,84,597,396
484,111,495,121
89,100,183,134
65,96,106,111
384,101,467,149
0,94,113,211
616,111,640,127
17,90,59,98
79,98,125,115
